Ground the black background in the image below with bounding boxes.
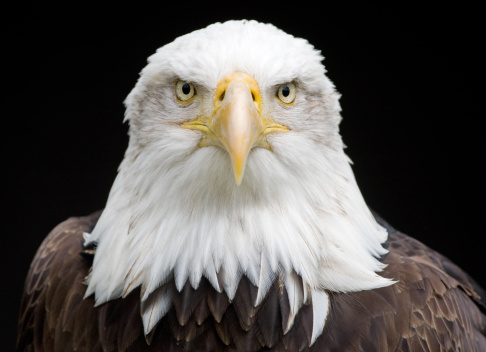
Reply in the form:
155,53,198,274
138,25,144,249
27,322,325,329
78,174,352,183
5,5,484,350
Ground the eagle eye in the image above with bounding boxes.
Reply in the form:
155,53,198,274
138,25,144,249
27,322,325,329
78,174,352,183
277,82,296,104
175,81,196,102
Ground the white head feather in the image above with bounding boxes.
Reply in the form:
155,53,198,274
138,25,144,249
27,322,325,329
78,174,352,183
84,20,394,337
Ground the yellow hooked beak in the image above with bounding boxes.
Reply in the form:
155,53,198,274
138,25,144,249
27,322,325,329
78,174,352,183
182,72,289,185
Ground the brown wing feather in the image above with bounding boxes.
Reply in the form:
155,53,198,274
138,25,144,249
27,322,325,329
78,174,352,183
387,232,486,351
17,212,102,351
311,216,486,351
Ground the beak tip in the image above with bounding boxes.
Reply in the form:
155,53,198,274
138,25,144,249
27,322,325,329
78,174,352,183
232,162,246,186
234,176,243,186
233,169,244,186
229,152,248,186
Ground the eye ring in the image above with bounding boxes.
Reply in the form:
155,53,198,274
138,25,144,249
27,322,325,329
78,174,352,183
175,81,196,102
277,82,296,104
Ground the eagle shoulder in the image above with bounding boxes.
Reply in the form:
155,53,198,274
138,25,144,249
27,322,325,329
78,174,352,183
16,211,119,351
385,230,486,351
313,215,486,351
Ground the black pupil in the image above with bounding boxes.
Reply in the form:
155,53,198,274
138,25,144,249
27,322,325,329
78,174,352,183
182,83,191,95
282,85,290,97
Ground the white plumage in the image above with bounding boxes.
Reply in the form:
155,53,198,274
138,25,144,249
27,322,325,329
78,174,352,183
83,20,393,340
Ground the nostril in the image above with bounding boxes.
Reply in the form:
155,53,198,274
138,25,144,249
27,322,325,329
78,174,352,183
219,91,225,101
251,92,255,101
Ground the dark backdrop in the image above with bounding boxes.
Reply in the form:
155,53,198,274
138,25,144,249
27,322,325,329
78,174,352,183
5,5,483,350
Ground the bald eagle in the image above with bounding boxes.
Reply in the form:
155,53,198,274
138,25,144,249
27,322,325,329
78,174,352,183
17,20,486,351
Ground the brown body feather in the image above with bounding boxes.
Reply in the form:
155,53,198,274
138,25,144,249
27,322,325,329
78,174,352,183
17,212,486,351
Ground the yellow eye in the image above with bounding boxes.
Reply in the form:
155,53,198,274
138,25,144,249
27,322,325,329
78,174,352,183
175,81,196,102
277,82,296,104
